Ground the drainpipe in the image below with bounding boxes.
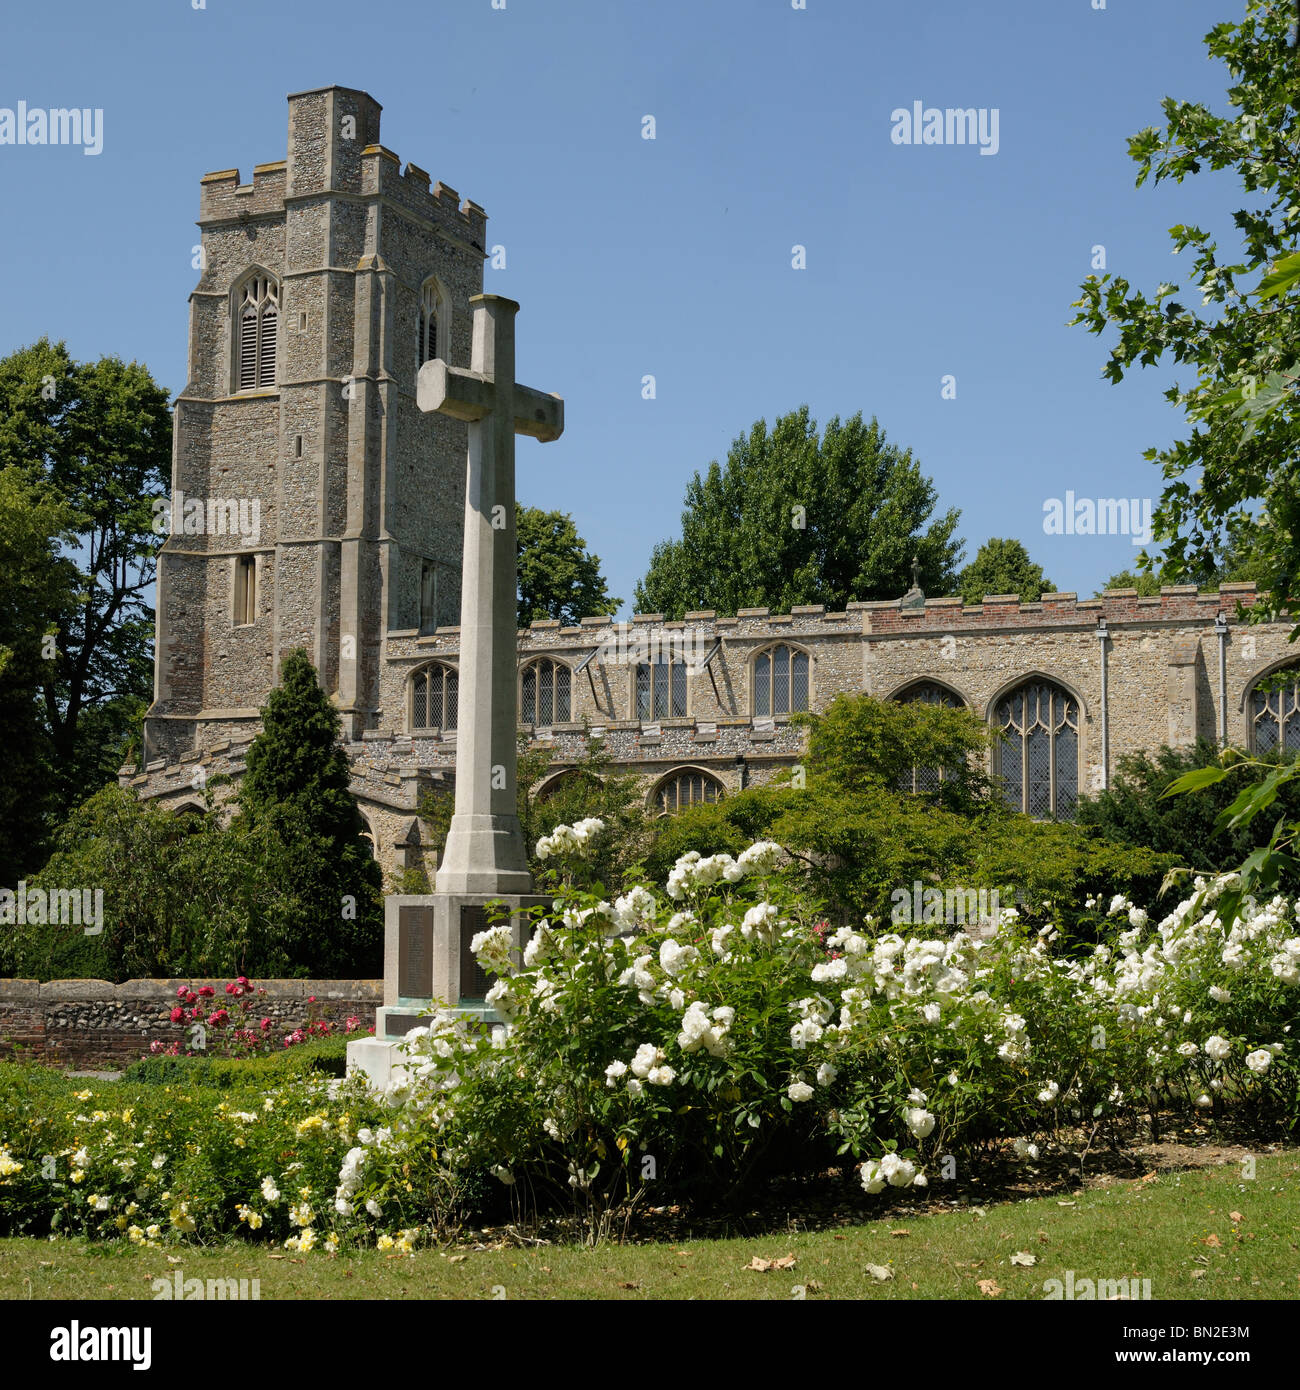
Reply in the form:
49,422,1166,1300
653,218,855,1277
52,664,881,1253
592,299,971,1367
1215,612,1229,747
1097,617,1110,791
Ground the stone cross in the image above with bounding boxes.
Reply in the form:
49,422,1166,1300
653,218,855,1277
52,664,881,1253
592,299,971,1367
417,294,564,895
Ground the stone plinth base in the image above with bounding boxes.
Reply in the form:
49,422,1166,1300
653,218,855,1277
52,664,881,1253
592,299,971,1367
346,891,548,1089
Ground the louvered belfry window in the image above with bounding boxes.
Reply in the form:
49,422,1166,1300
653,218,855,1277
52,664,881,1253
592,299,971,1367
418,279,442,366
237,274,279,391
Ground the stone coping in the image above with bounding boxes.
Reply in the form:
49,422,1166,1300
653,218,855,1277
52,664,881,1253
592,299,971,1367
0,978,383,1002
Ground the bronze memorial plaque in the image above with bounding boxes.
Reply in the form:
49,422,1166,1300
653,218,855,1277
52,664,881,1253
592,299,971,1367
458,904,493,1001
397,903,435,999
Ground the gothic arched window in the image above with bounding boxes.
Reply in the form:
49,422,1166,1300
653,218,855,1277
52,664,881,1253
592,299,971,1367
653,768,723,816
1249,666,1300,754
894,681,962,794
753,644,810,716
994,679,1079,819
636,658,688,720
235,272,278,391
411,662,458,732
418,277,447,367
521,658,572,725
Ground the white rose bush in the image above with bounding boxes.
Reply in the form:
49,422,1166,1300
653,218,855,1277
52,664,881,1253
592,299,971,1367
4,823,1297,1249
332,826,1299,1238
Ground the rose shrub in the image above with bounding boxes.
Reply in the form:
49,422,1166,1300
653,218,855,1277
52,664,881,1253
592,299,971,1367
3,823,1295,1248
0,1065,385,1248
335,824,1297,1238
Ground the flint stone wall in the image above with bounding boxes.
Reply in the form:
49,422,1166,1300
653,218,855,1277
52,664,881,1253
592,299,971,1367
0,978,381,1070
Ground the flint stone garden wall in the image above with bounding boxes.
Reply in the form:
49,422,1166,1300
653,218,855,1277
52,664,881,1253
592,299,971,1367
0,978,381,1069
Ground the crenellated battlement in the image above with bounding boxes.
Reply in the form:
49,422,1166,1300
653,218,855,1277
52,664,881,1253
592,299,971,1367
360,147,487,249
196,87,487,251
426,582,1267,653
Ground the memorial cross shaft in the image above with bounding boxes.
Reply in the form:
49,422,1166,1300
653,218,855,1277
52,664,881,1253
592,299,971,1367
416,294,564,895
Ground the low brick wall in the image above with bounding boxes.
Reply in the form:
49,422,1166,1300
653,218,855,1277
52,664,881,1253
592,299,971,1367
0,978,382,1070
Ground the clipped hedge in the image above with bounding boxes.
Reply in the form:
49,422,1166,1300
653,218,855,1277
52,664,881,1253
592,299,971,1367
120,1036,357,1089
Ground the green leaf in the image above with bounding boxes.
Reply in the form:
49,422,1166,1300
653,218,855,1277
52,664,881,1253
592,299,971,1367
1254,249,1300,301
1159,766,1229,800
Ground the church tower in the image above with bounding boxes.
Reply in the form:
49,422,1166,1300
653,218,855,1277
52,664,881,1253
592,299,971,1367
145,87,487,762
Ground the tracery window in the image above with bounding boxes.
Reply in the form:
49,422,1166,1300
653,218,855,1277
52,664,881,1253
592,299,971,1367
753,645,810,716
522,658,572,724
636,659,688,720
411,663,458,732
894,681,961,794
994,680,1079,818
1249,667,1300,754
653,769,723,816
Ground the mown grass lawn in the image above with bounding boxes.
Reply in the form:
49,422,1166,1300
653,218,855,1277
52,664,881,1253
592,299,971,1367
1,1151,1295,1301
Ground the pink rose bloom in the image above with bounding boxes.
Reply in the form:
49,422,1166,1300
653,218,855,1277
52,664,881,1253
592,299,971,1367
197,985,215,998
169,1006,184,1023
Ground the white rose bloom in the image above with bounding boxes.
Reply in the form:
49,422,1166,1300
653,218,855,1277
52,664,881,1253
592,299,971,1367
630,1043,663,1078
1193,1093,1213,1109
787,1080,814,1103
626,1078,644,1098
815,1062,838,1087
1036,1081,1059,1103
1204,1035,1232,1061
1127,906,1149,929
741,902,780,941
1245,1049,1272,1074
659,939,699,978
811,958,849,983
647,1064,676,1086
904,1107,935,1139
1011,1137,1039,1160
1208,985,1231,1003
880,1152,917,1187
859,1160,886,1194
737,841,782,873
605,1060,628,1087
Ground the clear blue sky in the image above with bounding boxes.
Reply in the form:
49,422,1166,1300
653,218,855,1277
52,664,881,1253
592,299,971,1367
0,0,1250,612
